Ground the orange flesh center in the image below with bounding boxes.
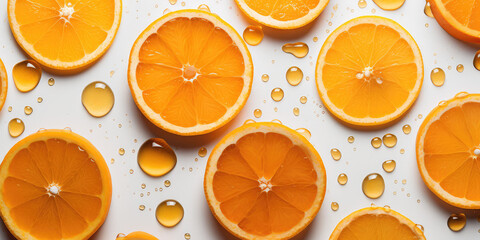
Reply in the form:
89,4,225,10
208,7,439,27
3,139,104,240
423,101,480,201
322,23,418,119
137,17,246,128
243,0,321,21
212,132,318,236
442,0,480,31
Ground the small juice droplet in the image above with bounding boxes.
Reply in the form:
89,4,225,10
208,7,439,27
313,37,318,42
139,205,145,211
244,119,256,125
456,64,464,73
184,233,191,239
331,148,342,161
331,202,339,211
448,213,466,232
474,50,480,71
243,25,263,46
431,68,445,87
300,96,307,104
141,183,146,189
400,148,405,154
271,119,282,124
197,4,210,12
12,60,42,93
296,128,311,140
424,2,434,18
271,88,284,102
371,137,382,148
293,107,300,116
169,0,177,5
138,138,177,177
372,0,405,10
48,78,55,86
8,118,25,138
82,81,115,118
156,200,184,227
337,173,348,185
348,136,355,143
403,124,411,134
198,147,208,157
164,180,171,187
455,92,469,99
358,0,367,8
282,42,309,58
261,74,269,82
181,1,185,6
416,224,424,232
37,97,43,103
382,133,397,148
362,173,385,199
286,66,303,86
382,160,396,173
254,109,262,118
7,106,12,112
119,148,125,155
24,106,33,115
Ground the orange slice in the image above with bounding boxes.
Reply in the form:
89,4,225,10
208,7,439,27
116,231,158,240
316,16,423,129
329,206,426,240
417,92,480,209
234,0,330,29
204,122,326,239
128,10,253,136
0,58,7,112
8,0,122,74
0,129,112,240
430,0,480,43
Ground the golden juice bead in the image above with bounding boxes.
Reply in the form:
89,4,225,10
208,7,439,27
12,60,42,93
362,173,385,199
197,4,210,12
8,118,25,138
296,128,311,140
286,66,303,86
82,81,115,118
330,148,342,161
371,137,382,148
402,124,411,134
300,96,307,104
282,42,309,58
382,133,397,148
331,202,339,211
447,213,466,232
474,50,480,71
431,68,445,87
156,200,184,227
24,106,33,115
138,138,177,177
198,147,207,157
382,160,396,173
243,25,264,46
424,2,434,18
254,109,262,118
456,64,464,73
337,173,348,185
271,88,284,102
358,0,367,8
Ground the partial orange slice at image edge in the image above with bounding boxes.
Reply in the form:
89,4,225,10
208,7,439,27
0,58,7,112
116,231,159,240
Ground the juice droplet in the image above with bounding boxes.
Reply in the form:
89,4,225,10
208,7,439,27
81,81,115,118
455,92,469,99
362,173,385,199
313,37,318,42
416,224,424,232
119,148,125,155
331,202,339,211
8,118,25,138
286,66,303,86
198,147,208,157
382,133,397,148
348,136,355,143
261,74,269,82
337,173,348,185
431,68,445,87
402,124,411,134
424,2,434,18
197,4,210,12
300,96,307,104
243,25,264,46
400,148,405,154
141,183,146,189
271,88,284,102
138,138,177,177
371,137,382,148
330,148,342,161
254,109,262,118
358,0,367,8
372,0,405,10
244,119,256,125
382,160,396,173
448,213,466,232
184,233,191,239
169,0,177,5
164,180,171,187
37,97,43,103
48,78,55,86
296,128,311,140
24,106,33,115
139,205,145,211
156,200,184,227
7,106,12,112
12,60,42,93
418,114,423,119
293,107,300,116
282,42,309,58
474,50,480,71
271,119,282,124
456,64,464,73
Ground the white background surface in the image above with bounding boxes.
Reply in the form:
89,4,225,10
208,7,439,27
0,0,479,239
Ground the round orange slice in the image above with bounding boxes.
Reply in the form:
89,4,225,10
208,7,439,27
116,231,158,240
417,92,480,209
8,0,122,74
0,58,7,112
234,0,329,29
128,10,253,136
204,122,326,239
329,206,426,239
430,0,480,43
316,16,423,129
0,129,112,240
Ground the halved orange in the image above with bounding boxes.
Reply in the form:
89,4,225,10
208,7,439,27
234,0,330,29
0,129,112,240
316,16,423,129
417,92,480,209
128,10,253,136
430,0,480,43
0,58,7,112
116,231,158,240
329,206,426,240
204,122,326,239
8,0,122,74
